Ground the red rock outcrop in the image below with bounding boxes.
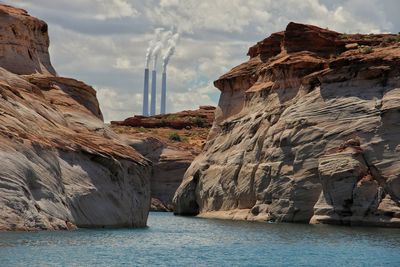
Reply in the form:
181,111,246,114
247,31,284,61
112,106,215,129
174,22,400,227
111,107,214,211
0,5,56,75
0,4,150,231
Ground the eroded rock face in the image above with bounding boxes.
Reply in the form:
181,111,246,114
111,106,215,211
173,22,400,227
113,127,211,211
0,5,56,75
0,4,150,231
125,136,196,211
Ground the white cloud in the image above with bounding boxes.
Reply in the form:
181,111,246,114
167,85,217,113
114,58,132,70
7,0,400,121
97,87,141,122
13,0,139,20
148,0,395,35
94,0,139,20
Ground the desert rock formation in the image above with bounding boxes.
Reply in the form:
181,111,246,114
111,106,215,211
0,4,150,231
112,106,215,129
0,5,55,75
174,22,400,227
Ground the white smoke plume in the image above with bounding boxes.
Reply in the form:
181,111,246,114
162,32,180,73
161,30,173,45
152,29,175,70
145,28,163,69
151,41,163,70
145,27,179,71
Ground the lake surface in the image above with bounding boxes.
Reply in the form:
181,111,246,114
1,212,400,266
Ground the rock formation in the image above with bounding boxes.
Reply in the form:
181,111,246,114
0,5,55,75
173,22,400,227
111,106,215,211
0,4,150,231
112,106,215,129
125,135,198,211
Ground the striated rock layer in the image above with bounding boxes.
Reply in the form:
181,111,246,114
0,5,55,75
0,4,150,231
111,107,214,211
174,22,400,227
125,135,198,212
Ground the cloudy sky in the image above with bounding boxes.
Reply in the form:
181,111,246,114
6,0,400,121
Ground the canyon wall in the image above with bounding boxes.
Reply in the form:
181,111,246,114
111,106,215,211
174,22,400,227
0,4,150,231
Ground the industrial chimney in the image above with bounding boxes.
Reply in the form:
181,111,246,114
160,32,179,115
142,68,149,116
150,69,157,116
160,71,166,114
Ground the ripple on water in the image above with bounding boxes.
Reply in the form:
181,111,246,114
0,212,400,266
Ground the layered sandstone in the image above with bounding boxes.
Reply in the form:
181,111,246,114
174,22,400,227
0,5,56,75
111,107,214,211
0,4,150,231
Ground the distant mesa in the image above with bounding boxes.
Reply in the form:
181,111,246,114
111,106,216,129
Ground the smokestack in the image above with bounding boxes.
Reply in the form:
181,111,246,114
144,28,164,116
149,38,163,116
160,32,179,115
150,70,157,116
142,68,149,116
144,27,178,116
161,71,166,114
145,28,163,69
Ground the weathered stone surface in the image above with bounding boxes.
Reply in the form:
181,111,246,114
248,31,284,61
125,136,196,211
112,118,211,211
0,4,56,75
111,107,214,211
284,22,342,56
0,4,151,231
173,22,400,227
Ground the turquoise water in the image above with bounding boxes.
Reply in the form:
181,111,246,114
0,212,399,266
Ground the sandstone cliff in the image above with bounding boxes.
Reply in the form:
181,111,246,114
0,4,150,231
111,106,215,211
174,22,400,227
0,5,55,75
